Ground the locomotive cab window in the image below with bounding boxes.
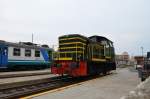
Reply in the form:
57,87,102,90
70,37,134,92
25,49,31,57
35,50,40,57
13,48,21,56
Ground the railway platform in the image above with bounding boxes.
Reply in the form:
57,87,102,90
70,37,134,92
0,74,55,85
22,67,140,99
0,69,51,78
0,70,56,90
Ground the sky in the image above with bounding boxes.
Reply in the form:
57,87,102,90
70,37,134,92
0,0,150,56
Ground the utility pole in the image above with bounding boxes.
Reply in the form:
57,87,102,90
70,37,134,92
32,33,33,43
141,46,144,57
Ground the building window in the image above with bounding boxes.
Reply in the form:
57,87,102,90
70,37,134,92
35,50,40,57
25,49,31,57
13,48,21,56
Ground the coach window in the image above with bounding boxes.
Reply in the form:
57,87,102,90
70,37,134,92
35,50,40,57
25,49,31,57
13,48,21,56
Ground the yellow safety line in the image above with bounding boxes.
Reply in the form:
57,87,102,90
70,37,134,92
59,37,87,42
20,77,100,99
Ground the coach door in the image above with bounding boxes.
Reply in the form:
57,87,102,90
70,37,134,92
0,45,8,68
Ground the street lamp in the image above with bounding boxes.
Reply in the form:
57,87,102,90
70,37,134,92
32,33,34,43
141,46,144,57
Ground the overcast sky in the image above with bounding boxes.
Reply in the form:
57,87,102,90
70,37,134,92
0,0,150,55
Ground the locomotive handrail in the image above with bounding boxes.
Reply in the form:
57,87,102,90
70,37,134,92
59,47,85,50
58,51,84,54
92,58,106,62
59,42,86,45
54,57,73,60
105,56,111,59
59,37,87,42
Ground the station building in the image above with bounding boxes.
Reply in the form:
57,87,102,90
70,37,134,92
115,52,130,67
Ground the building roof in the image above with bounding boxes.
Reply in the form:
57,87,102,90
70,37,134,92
122,52,129,56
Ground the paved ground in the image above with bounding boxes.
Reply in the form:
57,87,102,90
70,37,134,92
29,67,140,99
0,74,56,85
0,69,54,85
0,69,50,75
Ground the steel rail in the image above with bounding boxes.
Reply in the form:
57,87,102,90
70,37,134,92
0,76,71,99
0,73,112,99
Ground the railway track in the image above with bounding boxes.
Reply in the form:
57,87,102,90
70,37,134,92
0,74,106,99
0,76,70,99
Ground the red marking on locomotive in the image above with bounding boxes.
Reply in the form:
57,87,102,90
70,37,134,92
51,61,87,77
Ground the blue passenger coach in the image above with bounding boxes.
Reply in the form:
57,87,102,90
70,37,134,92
0,40,53,70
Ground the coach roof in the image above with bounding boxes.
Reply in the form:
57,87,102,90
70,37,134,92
0,40,53,50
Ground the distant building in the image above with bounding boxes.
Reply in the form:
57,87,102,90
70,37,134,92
115,52,130,67
134,52,150,68
130,56,135,65
134,56,144,68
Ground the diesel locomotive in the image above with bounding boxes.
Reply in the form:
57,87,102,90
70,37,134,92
51,34,116,77
0,40,53,70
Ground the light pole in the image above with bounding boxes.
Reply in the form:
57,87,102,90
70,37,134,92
141,46,144,57
32,33,34,43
